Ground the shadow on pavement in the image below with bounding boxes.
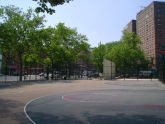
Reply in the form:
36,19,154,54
0,99,31,124
28,112,84,124
0,99,24,117
27,112,165,124
86,113,165,124
11,112,31,124
0,80,73,89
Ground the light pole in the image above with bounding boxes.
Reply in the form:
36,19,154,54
111,61,112,80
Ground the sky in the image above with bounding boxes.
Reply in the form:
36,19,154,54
1,0,165,47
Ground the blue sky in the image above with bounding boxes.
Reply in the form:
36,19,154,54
1,0,165,47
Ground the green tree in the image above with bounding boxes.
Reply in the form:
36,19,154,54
55,23,90,78
106,41,121,52
33,0,73,14
91,43,106,73
38,27,65,79
0,6,45,81
27,23,90,79
106,31,149,73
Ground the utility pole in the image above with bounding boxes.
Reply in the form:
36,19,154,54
111,61,112,80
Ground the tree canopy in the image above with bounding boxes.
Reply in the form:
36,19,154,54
106,31,149,72
0,5,90,80
33,23,90,78
0,6,45,80
33,0,73,14
91,43,106,73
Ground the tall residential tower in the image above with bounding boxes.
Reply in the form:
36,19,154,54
136,1,165,69
124,20,136,34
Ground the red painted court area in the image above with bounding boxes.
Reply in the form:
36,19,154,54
62,92,165,109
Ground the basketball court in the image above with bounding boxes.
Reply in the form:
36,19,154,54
24,80,165,124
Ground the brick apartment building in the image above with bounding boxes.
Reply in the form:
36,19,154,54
77,48,96,75
125,1,165,70
124,20,136,34
1,48,96,76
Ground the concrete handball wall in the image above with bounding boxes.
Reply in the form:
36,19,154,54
103,59,116,80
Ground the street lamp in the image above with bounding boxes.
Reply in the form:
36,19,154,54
111,60,112,80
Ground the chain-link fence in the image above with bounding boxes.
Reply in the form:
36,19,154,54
116,69,158,80
0,63,101,83
158,62,165,83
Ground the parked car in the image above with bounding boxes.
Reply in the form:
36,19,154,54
13,72,19,76
39,72,45,77
90,73,99,78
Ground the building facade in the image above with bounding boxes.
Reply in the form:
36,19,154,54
124,20,136,33
77,48,96,75
136,1,165,69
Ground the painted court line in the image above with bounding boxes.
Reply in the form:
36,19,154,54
24,92,76,124
62,93,165,108
24,94,56,124
24,99,36,124
25,91,165,124
137,105,165,108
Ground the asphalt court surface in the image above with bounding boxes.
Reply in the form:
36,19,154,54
25,80,165,124
105,80,160,87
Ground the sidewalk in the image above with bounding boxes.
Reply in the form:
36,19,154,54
117,78,159,81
